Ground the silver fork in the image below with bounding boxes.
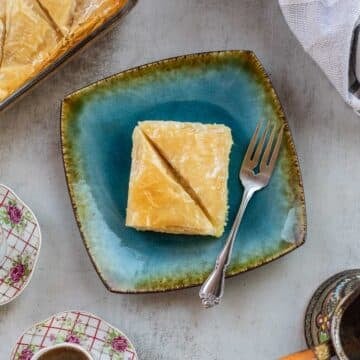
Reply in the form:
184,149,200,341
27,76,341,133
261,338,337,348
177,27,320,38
199,120,285,308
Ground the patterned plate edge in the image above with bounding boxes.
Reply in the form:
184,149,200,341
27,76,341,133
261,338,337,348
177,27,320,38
10,310,138,360
0,184,42,306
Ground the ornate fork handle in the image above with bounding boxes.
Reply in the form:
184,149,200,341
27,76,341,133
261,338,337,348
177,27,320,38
199,187,255,308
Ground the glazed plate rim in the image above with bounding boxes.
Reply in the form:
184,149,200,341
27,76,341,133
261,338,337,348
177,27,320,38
61,50,307,294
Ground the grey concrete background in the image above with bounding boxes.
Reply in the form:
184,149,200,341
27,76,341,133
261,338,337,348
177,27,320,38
0,1,359,359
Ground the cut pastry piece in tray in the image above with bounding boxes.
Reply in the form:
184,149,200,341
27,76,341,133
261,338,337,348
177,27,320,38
0,0,62,101
0,0,132,106
3,0,61,66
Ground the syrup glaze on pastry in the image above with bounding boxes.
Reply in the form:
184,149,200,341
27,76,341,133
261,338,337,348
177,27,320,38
126,121,233,237
126,126,215,236
0,0,127,102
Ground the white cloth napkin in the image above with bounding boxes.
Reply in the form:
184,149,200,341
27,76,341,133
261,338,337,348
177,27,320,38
279,0,360,112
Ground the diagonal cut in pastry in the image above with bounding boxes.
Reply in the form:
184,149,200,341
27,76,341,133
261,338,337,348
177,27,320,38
37,0,117,37
126,126,216,236
37,0,77,36
3,0,60,67
139,121,233,237
0,0,61,100
0,0,127,102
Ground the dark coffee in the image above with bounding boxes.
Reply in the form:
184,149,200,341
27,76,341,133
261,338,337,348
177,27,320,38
340,295,360,359
37,347,89,360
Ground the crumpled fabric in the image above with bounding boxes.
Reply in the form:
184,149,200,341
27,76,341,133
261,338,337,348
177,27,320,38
279,0,360,112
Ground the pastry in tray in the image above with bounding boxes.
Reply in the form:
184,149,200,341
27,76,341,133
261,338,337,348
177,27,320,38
0,0,127,102
126,121,233,237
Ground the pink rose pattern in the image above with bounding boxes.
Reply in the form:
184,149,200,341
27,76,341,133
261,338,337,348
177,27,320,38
18,347,33,360
6,204,22,224
65,334,80,344
111,336,128,352
3,256,30,285
10,264,25,283
106,329,131,355
0,199,27,234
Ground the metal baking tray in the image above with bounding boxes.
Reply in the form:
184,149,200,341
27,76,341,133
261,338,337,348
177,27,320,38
0,0,137,113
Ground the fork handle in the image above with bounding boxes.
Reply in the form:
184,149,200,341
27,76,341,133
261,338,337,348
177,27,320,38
199,188,255,308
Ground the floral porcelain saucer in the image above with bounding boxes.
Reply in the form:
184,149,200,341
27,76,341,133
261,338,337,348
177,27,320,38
10,310,137,360
0,184,41,306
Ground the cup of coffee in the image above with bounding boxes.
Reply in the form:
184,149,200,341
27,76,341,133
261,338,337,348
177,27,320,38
32,343,93,360
280,286,360,360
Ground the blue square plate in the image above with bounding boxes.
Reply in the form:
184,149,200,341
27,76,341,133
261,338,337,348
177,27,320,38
61,51,306,293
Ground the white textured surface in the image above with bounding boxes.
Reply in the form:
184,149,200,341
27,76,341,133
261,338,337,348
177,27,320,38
0,1,360,359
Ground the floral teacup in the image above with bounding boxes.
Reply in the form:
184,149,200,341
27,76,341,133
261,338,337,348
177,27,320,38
11,311,137,360
33,343,93,359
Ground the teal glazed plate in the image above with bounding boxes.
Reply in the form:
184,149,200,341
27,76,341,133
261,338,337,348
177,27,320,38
61,50,306,293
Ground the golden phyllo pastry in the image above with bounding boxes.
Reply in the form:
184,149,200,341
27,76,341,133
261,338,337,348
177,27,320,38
38,0,77,36
0,2,5,65
126,127,215,236
72,0,126,37
0,0,127,102
0,0,60,100
3,0,60,66
38,0,126,37
0,3,5,99
126,121,233,237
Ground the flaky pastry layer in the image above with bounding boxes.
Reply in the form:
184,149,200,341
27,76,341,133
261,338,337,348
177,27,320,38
126,121,233,237
0,0,127,102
